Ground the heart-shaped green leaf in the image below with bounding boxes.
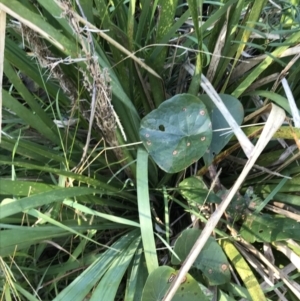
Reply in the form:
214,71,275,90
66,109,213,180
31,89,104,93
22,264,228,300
141,266,209,301
201,94,244,165
139,94,212,173
171,229,231,285
178,176,222,205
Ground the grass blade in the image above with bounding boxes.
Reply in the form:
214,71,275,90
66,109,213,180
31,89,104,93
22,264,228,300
0,187,101,219
136,147,158,273
221,240,266,301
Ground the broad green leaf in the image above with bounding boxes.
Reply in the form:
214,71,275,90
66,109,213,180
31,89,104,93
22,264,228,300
201,94,244,165
140,94,212,173
241,213,300,243
141,266,208,301
179,176,209,200
178,176,222,204
171,229,231,285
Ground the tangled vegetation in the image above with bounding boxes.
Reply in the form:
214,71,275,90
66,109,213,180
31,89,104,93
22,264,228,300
0,0,300,300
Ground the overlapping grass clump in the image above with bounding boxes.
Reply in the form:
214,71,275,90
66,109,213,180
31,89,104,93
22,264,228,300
0,1,300,300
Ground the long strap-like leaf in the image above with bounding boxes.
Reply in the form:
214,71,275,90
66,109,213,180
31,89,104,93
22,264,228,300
137,147,158,274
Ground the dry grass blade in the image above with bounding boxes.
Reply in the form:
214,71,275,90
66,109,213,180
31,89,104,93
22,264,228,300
273,242,300,271
243,103,272,123
53,0,160,79
231,45,300,84
241,240,300,299
200,73,255,157
0,1,159,78
281,77,300,127
226,155,291,179
0,3,64,50
162,103,286,301
206,14,228,82
236,243,289,301
265,204,300,221
246,73,280,92
242,246,288,301
0,9,6,142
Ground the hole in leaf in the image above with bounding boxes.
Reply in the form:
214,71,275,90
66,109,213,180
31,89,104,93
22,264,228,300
159,124,165,131
258,229,263,233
